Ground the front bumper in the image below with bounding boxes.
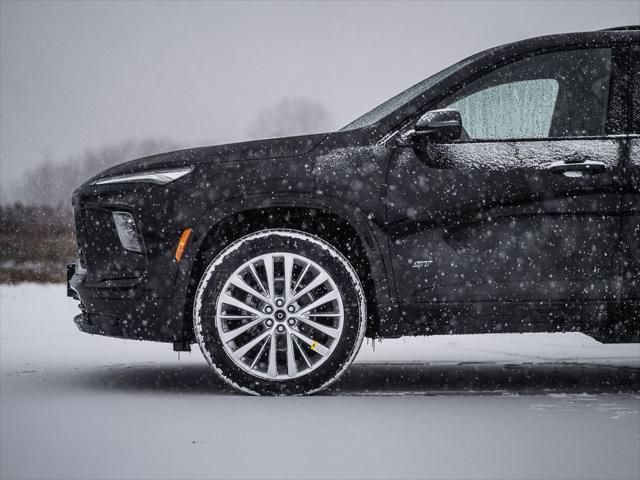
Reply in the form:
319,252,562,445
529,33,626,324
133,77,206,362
67,180,208,344
68,261,189,342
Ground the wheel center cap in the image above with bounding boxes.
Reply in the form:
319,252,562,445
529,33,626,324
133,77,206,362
274,310,286,322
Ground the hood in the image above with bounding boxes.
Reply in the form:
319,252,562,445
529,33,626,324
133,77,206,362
87,132,330,185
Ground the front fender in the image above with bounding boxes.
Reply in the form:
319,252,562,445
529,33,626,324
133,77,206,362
172,192,395,309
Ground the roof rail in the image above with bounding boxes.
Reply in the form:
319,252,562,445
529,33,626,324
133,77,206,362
600,25,640,31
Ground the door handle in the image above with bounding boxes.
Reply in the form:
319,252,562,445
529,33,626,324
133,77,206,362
547,160,607,178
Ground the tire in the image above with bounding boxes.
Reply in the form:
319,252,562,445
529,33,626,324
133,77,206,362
193,229,367,395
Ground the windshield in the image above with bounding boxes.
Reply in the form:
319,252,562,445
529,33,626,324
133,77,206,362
340,52,483,131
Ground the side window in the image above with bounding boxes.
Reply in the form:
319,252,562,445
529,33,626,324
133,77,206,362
438,48,612,140
449,79,559,139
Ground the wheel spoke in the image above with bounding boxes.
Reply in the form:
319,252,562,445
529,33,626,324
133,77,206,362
291,262,310,296
296,316,341,339
233,330,270,359
250,336,269,369
292,331,331,357
267,333,278,377
296,289,339,316
220,293,264,317
286,332,297,377
229,275,271,304
263,255,275,301
220,317,264,342
292,335,312,369
284,254,294,301
288,271,329,304
248,262,269,297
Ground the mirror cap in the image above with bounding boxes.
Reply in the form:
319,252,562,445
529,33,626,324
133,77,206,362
414,108,462,143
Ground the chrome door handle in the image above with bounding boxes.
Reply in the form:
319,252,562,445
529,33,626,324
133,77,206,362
548,160,607,177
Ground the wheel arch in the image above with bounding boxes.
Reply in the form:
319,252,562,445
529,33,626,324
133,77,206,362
174,194,393,340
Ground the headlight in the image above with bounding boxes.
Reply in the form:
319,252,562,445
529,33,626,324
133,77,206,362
112,211,143,253
93,167,194,186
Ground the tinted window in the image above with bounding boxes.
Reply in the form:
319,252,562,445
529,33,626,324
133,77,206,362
439,48,612,140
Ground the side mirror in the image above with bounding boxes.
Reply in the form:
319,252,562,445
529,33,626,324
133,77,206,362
412,109,462,146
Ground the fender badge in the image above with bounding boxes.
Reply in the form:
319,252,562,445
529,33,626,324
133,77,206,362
412,260,434,269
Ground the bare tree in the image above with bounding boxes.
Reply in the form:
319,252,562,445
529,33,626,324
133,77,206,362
246,97,333,139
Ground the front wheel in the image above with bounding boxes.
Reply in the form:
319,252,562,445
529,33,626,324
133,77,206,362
193,229,367,395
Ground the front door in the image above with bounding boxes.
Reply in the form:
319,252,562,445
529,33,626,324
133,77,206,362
386,45,626,335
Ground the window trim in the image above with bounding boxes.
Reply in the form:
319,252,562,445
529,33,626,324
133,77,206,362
386,41,629,146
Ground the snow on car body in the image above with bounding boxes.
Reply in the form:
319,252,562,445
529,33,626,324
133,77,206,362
68,26,640,394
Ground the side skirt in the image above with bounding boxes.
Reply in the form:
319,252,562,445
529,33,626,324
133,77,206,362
385,301,636,343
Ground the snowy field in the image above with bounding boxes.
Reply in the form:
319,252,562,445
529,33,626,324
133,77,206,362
1,283,638,480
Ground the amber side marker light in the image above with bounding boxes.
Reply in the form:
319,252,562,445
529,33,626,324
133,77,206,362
175,228,193,262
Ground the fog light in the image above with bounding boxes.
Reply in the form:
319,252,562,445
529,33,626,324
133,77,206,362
112,211,143,253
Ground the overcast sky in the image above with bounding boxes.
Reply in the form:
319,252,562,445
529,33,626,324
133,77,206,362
1,0,638,194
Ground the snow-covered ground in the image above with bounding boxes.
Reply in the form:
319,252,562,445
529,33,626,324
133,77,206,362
1,283,638,479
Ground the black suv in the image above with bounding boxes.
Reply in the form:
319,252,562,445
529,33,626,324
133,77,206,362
68,27,640,395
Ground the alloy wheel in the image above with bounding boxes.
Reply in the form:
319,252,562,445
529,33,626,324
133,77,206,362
215,252,345,380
